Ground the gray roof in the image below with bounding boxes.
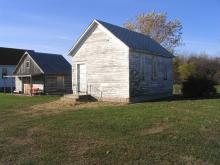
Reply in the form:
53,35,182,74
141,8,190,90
97,20,174,58
27,51,71,75
0,47,28,65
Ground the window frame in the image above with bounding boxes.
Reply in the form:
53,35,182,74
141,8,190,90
26,60,30,69
164,65,168,80
57,76,64,90
151,57,158,80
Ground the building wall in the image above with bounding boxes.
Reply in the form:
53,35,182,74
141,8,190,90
15,77,22,93
0,65,16,92
129,51,173,102
45,74,72,95
15,54,42,76
72,24,130,102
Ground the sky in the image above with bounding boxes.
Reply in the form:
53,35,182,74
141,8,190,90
0,0,220,61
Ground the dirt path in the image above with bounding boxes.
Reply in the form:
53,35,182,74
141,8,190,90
19,99,127,116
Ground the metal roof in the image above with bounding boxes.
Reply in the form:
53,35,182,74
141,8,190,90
96,20,174,58
27,51,71,75
0,47,27,65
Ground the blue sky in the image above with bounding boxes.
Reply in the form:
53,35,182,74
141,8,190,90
0,0,219,61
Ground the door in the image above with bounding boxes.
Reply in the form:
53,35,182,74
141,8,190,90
24,84,31,95
77,64,87,92
57,76,64,90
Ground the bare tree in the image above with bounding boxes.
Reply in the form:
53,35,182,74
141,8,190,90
124,12,183,52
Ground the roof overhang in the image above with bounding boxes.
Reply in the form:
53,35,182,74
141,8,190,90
129,48,175,58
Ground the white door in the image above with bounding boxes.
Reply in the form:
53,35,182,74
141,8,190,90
77,64,87,92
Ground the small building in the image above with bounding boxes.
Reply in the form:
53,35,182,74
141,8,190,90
69,20,174,102
0,47,26,92
14,51,72,95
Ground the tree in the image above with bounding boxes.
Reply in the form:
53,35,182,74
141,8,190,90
124,12,183,52
178,62,196,81
173,57,181,83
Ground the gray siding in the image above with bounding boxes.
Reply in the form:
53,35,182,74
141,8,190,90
0,65,16,89
14,55,42,76
129,51,173,102
14,54,72,95
45,74,72,95
72,24,130,102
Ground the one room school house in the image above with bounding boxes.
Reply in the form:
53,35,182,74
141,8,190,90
69,20,174,102
14,51,72,95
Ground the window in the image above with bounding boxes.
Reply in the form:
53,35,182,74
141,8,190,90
140,56,145,81
151,57,157,80
2,68,7,78
164,66,168,80
26,61,30,68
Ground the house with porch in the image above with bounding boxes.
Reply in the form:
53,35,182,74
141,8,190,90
14,50,72,95
69,20,174,102
0,47,26,92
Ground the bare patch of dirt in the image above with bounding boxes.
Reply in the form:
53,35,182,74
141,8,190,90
199,127,217,141
65,137,108,164
18,99,127,116
7,127,44,145
139,123,169,136
180,155,212,165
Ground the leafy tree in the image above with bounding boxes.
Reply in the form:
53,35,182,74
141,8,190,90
173,57,181,83
124,12,183,52
178,62,196,80
182,76,216,98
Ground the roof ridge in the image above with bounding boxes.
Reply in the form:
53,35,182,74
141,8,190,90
96,19,152,40
34,52,63,57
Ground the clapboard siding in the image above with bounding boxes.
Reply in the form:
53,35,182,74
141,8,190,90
129,51,173,101
15,55,42,75
72,24,129,101
14,53,72,95
45,74,72,95
0,65,15,88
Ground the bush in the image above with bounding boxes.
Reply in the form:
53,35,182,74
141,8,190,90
182,76,217,98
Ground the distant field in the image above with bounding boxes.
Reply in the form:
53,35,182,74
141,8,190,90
0,93,220,164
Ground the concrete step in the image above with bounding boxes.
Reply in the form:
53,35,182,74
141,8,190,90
60,94,96,102
60,94,78,101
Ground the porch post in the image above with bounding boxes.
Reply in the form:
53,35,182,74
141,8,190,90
30,76,33,96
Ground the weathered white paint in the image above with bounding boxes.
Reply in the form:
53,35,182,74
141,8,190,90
72,23,130,102
129,51,173,102
15,77,22,93
70,21,173,102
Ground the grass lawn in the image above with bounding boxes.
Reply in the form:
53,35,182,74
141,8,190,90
0,93,220,164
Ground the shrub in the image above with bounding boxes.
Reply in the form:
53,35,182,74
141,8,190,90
182,76,216,98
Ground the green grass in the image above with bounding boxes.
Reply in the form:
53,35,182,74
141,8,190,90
0,94,220,164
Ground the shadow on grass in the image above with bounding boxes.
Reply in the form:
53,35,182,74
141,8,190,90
148,93,220,103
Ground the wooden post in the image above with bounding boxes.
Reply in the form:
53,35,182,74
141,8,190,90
3,76,6,94
30,76,33,96
11,77,13,94
21,77,23,94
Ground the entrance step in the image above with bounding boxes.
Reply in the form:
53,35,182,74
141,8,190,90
60,94,79,101
60,94,96,102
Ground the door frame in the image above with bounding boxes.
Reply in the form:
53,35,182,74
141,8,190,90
76,62,87,93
